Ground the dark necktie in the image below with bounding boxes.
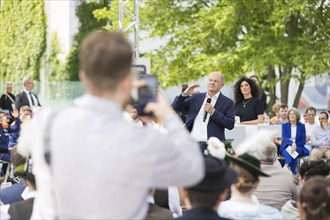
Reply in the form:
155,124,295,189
29,92,35,106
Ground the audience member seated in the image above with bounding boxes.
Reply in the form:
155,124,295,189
297,176,329,220
145,189,173,220
253,143,298,210
304,107,317,152
218,153,282,219
273,104,288,125
310,111,330,160
0,147,33,205
0,147,35,219
272,104,288,153
177,156,237,220
8,106,32,148
302,113,307,123
1,114,12,129
234,77,264,125
280,108,309,174
281,160,329,220
129,104,144,127
7,149,36,220
269,103,282,124
0,109,20,162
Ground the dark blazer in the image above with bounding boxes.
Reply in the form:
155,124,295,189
145,203,173,220
280,122,306,153
176,207,231,220
172,93,235,141
0,92,16,112
8,198,34,220
15,91,41,110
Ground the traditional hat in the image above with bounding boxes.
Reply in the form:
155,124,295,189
189,156,238,191
227,153,270,177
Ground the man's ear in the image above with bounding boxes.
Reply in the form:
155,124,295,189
220,82,225,89
120,73,133,93
252,179,260,190
219,188,229,202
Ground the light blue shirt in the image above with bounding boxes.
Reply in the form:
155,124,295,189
311,125,330,149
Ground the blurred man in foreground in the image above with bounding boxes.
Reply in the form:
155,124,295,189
18,30,204,219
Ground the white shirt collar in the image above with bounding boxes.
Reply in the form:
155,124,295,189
24,89,32,94
206,91,221,100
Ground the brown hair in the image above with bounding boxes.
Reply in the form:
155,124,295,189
187,189,224,208
79,30,133,91
10,147,26,167
305,107,316,115
231,164,258,193
272,103,282,113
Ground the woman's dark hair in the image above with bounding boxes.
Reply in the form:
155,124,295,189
234,76,260,103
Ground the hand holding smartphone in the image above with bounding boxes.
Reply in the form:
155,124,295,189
137,74,158,116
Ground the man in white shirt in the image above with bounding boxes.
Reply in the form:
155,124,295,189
310,111,330,160
17,31,204,219
304,107,317,152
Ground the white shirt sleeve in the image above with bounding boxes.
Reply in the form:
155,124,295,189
168,187,182,217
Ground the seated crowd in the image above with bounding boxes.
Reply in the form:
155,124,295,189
1,102,329,220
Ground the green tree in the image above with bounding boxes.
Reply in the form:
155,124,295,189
46,32,65,81
140,0,329,109
93,0,329,108
0,0,46,82
93,0,135,30
63,0,108,81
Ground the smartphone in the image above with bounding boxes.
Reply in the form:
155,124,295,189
137,74,158,116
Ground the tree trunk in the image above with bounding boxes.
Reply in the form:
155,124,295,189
293,72,306,107
279,66,291,105
267,65,276,113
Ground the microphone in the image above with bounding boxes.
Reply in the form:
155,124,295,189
203,98,212,122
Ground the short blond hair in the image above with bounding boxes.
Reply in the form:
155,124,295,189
272,103,282,113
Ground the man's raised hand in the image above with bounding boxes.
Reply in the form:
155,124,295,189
11,108,19,118
183,84,200,96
